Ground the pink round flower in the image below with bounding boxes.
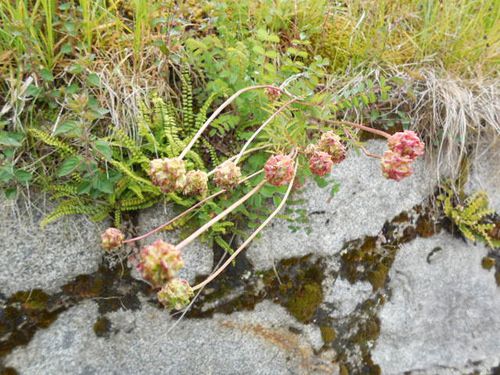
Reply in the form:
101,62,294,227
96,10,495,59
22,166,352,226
213,160,241,190
264,154,295,186
149,157,186,193
318,131,346,164
381,150,413,181
183,170,208,196
265,86,281,101
309,151,334,176
137,240,184,288
387,130,424,160
101,228,125,250
157,278,194,310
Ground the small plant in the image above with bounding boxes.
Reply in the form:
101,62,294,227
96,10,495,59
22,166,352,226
439,188,499,249
101,81,426,311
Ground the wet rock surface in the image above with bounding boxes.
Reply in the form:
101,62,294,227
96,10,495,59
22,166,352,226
0,195,105,296
372,232,500,374
247,140,434,270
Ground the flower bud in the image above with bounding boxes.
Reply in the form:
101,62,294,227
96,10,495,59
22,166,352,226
309,151,334,176
265,86,281,101
101,228,125,250
137,240,184,287
264,154,295,186
183,170,208,196
157,278,194,310
213,161,241,190
304,143,319,156
318,131,346,164
387,130,425,160
149,157,186,193
381,150,413,181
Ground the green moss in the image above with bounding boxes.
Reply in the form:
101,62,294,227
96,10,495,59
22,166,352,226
93,317,112,338
286,283,323,323
320,325,336,344
481,257,496,270
496,272,500,287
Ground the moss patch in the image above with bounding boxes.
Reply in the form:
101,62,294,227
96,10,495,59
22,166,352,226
482,257,496,270
320,325,336,345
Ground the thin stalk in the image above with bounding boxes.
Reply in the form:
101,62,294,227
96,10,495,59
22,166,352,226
192,160,298,291
343,128,382,159
234,98,298,164
176,180,266,250
178,85,281,160
124,169,264,244
327,119,391,139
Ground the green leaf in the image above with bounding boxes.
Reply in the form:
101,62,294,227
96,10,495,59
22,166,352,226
60,43,73,54
94,176,114,194
4,187,17,199
313,175,328,188
86,73,100,87
94,139,113,160
77,180,92,194
40,68,54,82
0,165,14,183
54,120,80,136
57,156,81,177
0,131,23,147
14,169,33,183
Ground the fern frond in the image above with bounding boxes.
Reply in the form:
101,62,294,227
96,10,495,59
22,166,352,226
29,128,76,156
201,138,220,167
108,159,154,187
113,128,146,163
181,66,195,134
41,200,98,228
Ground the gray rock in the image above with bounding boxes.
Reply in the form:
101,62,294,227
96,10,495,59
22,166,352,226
136,204,213,284
323,277,372,319
0,194,105,296
5,300,338,375
372,232,500,374
465,141,500,212
248,140,434,270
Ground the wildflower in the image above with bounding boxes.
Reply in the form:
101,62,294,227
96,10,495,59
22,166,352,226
381,150,413,181
304,143,318,156
157,278,194,310
318,131,346,164
309,151,334,176
213,160,241,190
387,130,424,160
137,240,184,288
183,170,208,196
264,154,295,186
149,158,186,193
101,228,125,250
265,86,281,101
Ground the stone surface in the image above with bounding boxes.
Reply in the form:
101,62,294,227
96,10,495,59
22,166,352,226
248,140,435,270
0,194,105,296
5,299,338,375
136,203,214,284
466,140,500,212
372,232,500,374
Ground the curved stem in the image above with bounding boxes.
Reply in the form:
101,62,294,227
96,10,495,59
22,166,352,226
192,159,298,291
179,85,281,160
176,180,266,251
327,119,391,139
343,128,382,159
234,98,297,164
124,170,264,244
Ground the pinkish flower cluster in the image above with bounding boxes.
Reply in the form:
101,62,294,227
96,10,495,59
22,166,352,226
318,131,346,164
264,154,295,186
101,228,125,250
157,278,194,310
309,150,334,177
149,157,187,193
381,130,425,181
183,170,209,196
265,86,281,101
387,130,424,160
137,239,184,288
214,160,241,190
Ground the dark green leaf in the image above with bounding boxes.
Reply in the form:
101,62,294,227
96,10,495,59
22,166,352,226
40,68,54,82
57,156,81,177
54,120,80,136
14,169,33,183
4,187,17,199
0,131,23,147
86,73,100,87
94,140,112,160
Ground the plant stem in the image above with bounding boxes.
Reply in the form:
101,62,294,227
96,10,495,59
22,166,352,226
124,170,264,244
343,128,382,159
179,85,281,160
176,180,266,251
234,98,298,164
327,120,391,139
192,160,298,291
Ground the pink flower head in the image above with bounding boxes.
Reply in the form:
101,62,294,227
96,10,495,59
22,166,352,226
318,131,346,164
264,154,295,186
213,160,241,190
387,130,424,160
183,170,208,196
265,86,281,101
149,157,186,193
309,151,334,177
157,278,194,310
137,240,184,288
381,150,413,181
101,227,125,250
